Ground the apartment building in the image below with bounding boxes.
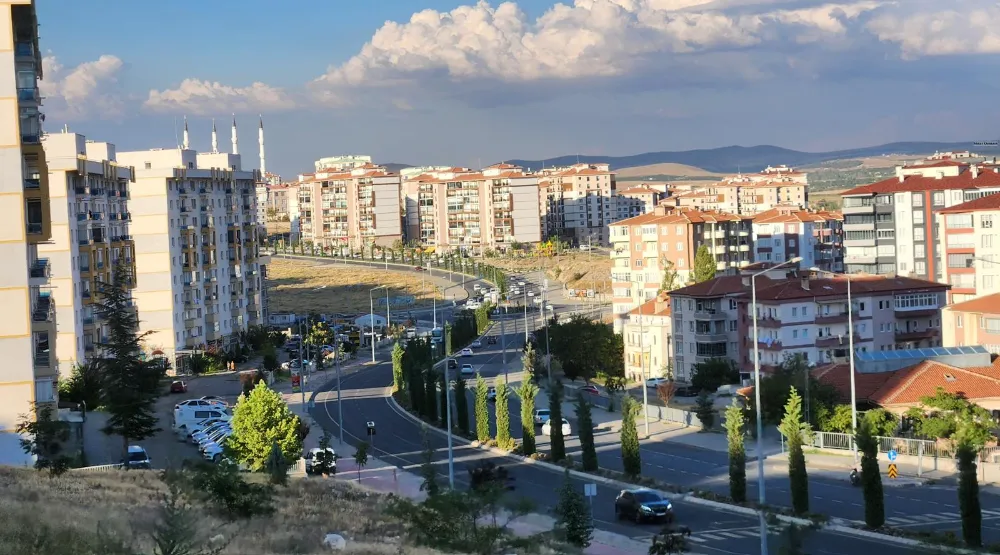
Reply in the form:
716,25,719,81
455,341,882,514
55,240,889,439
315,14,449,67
41,132,135,376
750,206,844,272
314,154,372,172
668,269,949,381
0,0,55,438
116,143,266,371
665,190,719,211
297,164,402,251
841,161,1000,278
712,176,808,215
936,193,1000,303
609,206,752,331
615,185,662,222
942,293,1000,354
622,292,673,383
402,164,541,251
537,163,615,245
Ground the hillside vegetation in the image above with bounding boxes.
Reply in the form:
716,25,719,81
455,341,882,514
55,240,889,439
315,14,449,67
614,162,721,178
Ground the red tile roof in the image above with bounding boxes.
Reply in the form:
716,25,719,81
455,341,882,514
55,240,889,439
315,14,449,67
814,357,1000,406
811,364,899,404
629,293,672,316
612,206,747,227
938,192,1000,214
946,292,1000,315
668,276,748,298
842,166,1000,195
670,273,948,300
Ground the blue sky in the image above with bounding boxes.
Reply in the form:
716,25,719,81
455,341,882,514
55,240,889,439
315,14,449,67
35,1,1000,177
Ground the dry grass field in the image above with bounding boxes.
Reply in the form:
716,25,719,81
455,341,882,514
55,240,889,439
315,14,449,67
265,220,292,235
809,188,848,209
267,258,435,314
0,467,444,555
488,251,612,293
614,162,721,178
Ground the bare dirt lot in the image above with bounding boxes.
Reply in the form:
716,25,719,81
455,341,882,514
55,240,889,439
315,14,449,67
487,251,612,293
267,258,436,314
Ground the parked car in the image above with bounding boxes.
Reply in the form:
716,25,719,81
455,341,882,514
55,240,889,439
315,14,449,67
190,421,230,444
200,395,229,407
579,385,600,395
169,380,187,394
305,447,338,475
486,386,496,402
673,386,699,397
173,406,231,432
121,445,151,469
460,364,475,377
203,438,230,462
541,418,571,437
183,418,229,441
471,339,482,348
198,428,231,450
645,377,670,389
614,488,674,523
175,399,226,410
460,348,473,357
414,266,425,271
533,409,551,425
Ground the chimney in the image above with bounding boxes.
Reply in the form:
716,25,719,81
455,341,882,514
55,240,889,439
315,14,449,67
972,165,979,179
654,292,669,314
801,275,810,291
936,171,944,180
898,174,904,183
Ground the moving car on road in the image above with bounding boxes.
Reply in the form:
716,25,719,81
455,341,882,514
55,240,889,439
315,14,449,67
614,488,674,523
169,380,187,394
471,339,482,348
122,445,152,469
541,418,571,436
460,363,475,377
533,409,551,425
579,385,600,395
460,348,473,357
645,377,670,389
486,386,496,402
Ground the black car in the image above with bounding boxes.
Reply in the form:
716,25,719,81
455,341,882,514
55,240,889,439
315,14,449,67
673,386,699,397
615,488,674,523
487,336,497,345
447,359,458,370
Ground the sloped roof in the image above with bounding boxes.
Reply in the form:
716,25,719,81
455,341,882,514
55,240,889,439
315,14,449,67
813,357,1000,406
945,292,1000,315
938,192,1000,214
842,166,1000,195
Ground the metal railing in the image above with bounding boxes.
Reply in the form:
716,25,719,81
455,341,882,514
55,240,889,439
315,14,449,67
805,431,1000,462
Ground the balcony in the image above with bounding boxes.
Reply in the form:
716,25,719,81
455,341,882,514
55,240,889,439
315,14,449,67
26,221,43,235
756,339,783,351
24,176,40,190
185,317,198,328
81,315,95,326
183,298,198,308
895,328,940,342
15,41,34,59
28,259,49,285
32,294,53,323
693,308,725,320
694,331,729,343
816,334,855,348
814,312,849,325
894,307,939,318
754,316,782,328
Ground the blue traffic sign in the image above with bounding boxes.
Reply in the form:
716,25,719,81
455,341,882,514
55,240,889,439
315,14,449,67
887,449,897,462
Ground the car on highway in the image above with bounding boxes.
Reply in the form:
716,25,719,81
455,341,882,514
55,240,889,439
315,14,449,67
541,418,571,436
460,363,475,377
486,386,496,402
460,348,473,357
614,488,674,523
645,377,670,389
579,384,600,395
471,339,482,348
533,409,551,425
447,359,458,370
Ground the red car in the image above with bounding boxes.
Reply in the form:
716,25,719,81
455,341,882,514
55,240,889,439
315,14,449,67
169,380,187,394
414,266,425,271
580,385,599,395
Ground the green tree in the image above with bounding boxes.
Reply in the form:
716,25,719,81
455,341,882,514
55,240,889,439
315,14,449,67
621,396,642,478
695,392,715,431
522,341,541,383
516,380,539,456
658,259,679,293
474,373,491,443
95,265,166,461
260,343,280,374
306,321,334,371
495,379,514,451
548,381,566,461
863,408,899,437
904,387,994,449
575,392,598,471
354,441,370,482
649,527,690,554
444,322,453,356
779,387,811,514
692,244,716,283
555,469,593,548
419,427,441,497
265,441,289,486
454,377,470,435
425,366,439,423
723,399,747,503
855,417,885,528
58,361,102,410
690,358,738,394
15,403,72,476
391,342,405,393
225,381,303,471
957,439,983,547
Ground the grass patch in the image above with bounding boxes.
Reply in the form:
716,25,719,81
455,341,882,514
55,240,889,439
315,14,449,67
0,467,446,555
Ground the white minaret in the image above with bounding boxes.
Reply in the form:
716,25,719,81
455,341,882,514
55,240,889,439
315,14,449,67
231,114,239,155
211,118,218,153
258,114,266,175
182,116,190,150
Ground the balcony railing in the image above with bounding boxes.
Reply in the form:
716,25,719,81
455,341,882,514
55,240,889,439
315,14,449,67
26,222,42,234
33,350,50,368
29,258,49,279
24,177,40,189
32,294,53,323
894,328,940,342
15,42,33,57
816,334,855,348
814,312,850,324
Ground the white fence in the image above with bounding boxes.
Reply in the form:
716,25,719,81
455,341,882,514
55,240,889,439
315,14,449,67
797,431,1000,463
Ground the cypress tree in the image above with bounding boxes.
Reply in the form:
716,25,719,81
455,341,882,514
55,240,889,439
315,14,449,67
548,380,566,462
855,417,885,528
515,380,538,456
621,396,641,478
391,342,405,393
495,380,514,451
779,387,811,514
957,439,983,547
474,373,490,443
723,399,747,503
454,377,470,435
424,366,438,423
575,392,598,471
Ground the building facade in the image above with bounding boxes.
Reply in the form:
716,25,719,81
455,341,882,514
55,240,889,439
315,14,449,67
942,293,1000,355
622,293,673,383
936,193,1000,303
750,206,844,271
297,164,403,251
841,161,1000,278
537,163,615,245
41,132,135,376
116,143,266,370
614,185,663,222
0,0,55,435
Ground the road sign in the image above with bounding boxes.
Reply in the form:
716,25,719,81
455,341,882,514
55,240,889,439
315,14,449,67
888,463,898,479
366,421,376,436
291,374,301,393
583,483,597,497
887,449,897,462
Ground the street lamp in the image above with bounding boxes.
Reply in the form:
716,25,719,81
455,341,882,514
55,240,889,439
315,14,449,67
369,285,388,363
811,266,857,464
518,281,528,342
751,256,802,555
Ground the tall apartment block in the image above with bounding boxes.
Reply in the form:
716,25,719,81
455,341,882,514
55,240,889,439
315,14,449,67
41,132,135,376
608,206,752,331
116,142,266,371
936,194,1000,303
0,0,55,435
402,164,542,251
841,160,1000,279
750,206,844,272
296,163,402,251
537,163,616,245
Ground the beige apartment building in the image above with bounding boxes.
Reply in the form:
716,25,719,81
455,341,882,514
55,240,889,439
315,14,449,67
537,163,615,245
297,163,402,251
116,143,266,371
622,292,673,383
936,193,1000,304
0,0,56,442
713,177,808,215
402,164,542,251
609,206,752,331
41,131,136,376
943,293,1000,355
750,206,845,272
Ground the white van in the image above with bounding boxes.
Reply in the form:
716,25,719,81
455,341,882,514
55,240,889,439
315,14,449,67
173,405,231,432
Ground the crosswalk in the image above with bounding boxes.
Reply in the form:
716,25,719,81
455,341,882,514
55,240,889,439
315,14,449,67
884,508,1000,527
635,525,790,545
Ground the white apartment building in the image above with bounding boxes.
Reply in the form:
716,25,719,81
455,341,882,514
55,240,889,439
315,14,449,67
937,193,1000,303
314,154,372,172
538,163,616,245
0,0,54,445
117,137,267,372
41,131,135,376
622,293,674,383
750,206,845,271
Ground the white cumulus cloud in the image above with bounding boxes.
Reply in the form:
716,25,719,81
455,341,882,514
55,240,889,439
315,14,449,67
143,79,296,115
866,1,1000,59
40,54,126,121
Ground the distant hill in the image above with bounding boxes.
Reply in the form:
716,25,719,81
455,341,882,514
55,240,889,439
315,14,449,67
509,142,992,174
614,163,721,178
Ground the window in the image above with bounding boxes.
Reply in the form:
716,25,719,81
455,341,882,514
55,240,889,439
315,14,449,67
912,195,923,207
792,307,798,316
144,162,152,170
957,315,963,328
793,330,799,338
946,214,973,228
982,215,994,229
915,244,926,259
914,211,924,224
933,192,945,206
676,242,683,251
790,239,796,247
676,225,684,235
894,293,937,309
729,320,737,331
915,261,926,275
983,235,994,248
35,379,54,402
985,275,995,289
914,228,924,241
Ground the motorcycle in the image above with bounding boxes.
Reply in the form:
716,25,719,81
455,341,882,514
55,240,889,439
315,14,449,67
850,468,860,486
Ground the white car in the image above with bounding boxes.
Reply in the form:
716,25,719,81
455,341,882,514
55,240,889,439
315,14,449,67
542,418,571,436
176,398,226,409
183,418,230,440
460,364,475,377
645,377,670,389
190,421,230,444
533,409,551,425
471,339,482,348
460,348,473,357
203,438,228,462
198,428,231,450
305,447,338,475
486,386,496,401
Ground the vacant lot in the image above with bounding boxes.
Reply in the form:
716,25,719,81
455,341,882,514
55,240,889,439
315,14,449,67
488,251,612,293
0,467,443,555
267,258,436,314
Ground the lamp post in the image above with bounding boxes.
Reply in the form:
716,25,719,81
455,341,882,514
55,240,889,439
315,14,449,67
751,256,801,555
811,267,857,463
369,285,388,363
444,355,455,488
519,281,528,343
633,282,650,438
